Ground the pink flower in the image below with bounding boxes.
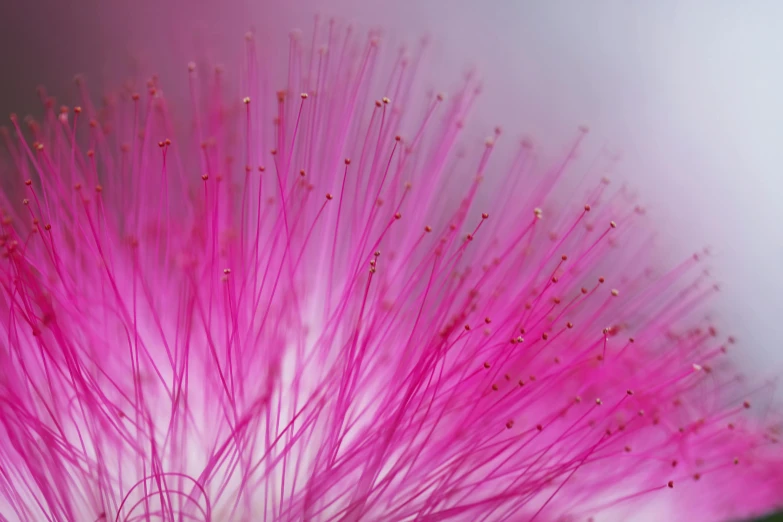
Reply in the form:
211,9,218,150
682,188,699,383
0,22,780,522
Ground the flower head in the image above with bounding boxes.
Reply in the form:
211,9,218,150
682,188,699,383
0,22,780,522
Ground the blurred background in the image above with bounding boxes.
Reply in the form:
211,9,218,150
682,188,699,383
1,0,781,519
